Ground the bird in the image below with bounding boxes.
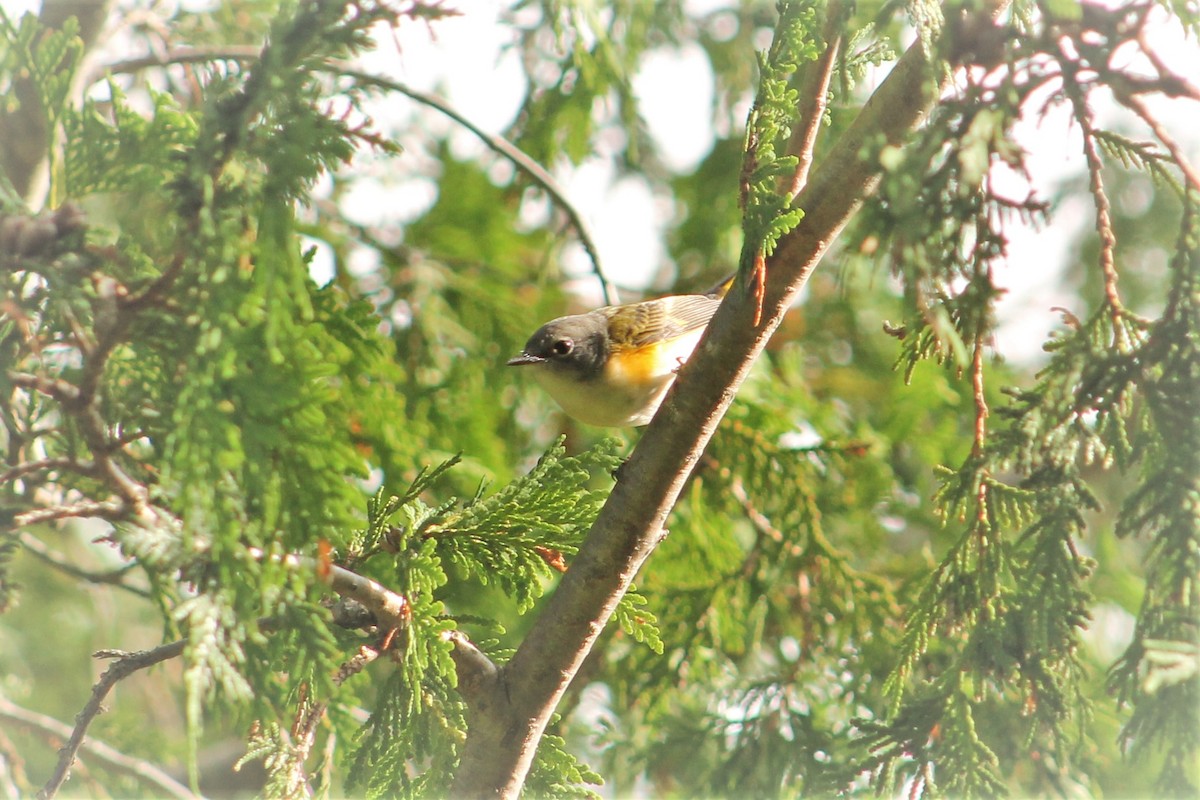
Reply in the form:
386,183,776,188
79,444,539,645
507,280,730,427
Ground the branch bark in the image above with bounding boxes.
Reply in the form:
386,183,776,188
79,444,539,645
0,0,112,203
449,4,1008,796
36,641,187,799
0,694,197,800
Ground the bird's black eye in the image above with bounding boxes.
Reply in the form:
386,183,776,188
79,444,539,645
552,338,574,356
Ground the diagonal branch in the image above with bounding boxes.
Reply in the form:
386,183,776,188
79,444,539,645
449,3,1010,797
16,531,150,598
1114,90,1200,193
37,641,187,799
0,694,197,800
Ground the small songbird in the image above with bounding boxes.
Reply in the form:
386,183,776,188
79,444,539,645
507,280,730,427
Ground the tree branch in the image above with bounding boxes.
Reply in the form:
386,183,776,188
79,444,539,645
0,0,111,202
0,458,98,484
92,44,262,82
13,499,126,529
34,640,188,799
246,547,412,633
449,4,1010,796
0,695,196,800
442,630,501,708
1114,89,1200,193
783,0,845,199
16,531,149,598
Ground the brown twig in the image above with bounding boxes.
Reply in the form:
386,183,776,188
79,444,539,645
1135,28,1200,102
0,458,98,484
37,641,188,799
13,499,127,529
246,547,412,633
0,695,196,800
5,373,80,403
970,325,989,459
9,313,156,526
443,630,501,707
1059,51,1124,330
1114,90,1200,193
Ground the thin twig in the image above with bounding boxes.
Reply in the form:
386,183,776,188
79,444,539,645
34,641,188,799
970,328,989,458
0,458,98,484
17,531,150,598
1114,90,1200,193
1135,28,1200,102
442,630,500,705
5,373,80,403
0,696,196,800
1059,51,1123,328
13,499,126,529
341,69,619,306
95,45,263,83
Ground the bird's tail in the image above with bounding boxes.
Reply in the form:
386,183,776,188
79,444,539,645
703,273,737,298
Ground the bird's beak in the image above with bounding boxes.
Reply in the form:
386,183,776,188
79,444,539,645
506,352,544,367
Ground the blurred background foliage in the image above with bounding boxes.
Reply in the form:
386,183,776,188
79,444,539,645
1,0,1196,797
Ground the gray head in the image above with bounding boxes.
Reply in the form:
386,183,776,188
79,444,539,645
507,312,609,380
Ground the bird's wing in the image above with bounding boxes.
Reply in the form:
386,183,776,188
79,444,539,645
605,294,722,351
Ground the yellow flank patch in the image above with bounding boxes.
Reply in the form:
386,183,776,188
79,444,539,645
606,328,706,387
607,341,670,385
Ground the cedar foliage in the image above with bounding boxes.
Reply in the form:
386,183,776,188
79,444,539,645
1,1,1197,797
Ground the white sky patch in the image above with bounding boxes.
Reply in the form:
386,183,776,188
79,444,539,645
559,161,665,298
633,43,716,173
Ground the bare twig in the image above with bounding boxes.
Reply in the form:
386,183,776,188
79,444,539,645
341,69,619,306
16,531,149,598
442,630,500,706
9,347,155,526
1115,90,1200,193
5,373,80,403
1059,52,1124,328
1135,27,1200,102
0,458,98,484
31,640,188,799
0,696,196,799
94,45,262,83
971,337,989,456
13,499,126,529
